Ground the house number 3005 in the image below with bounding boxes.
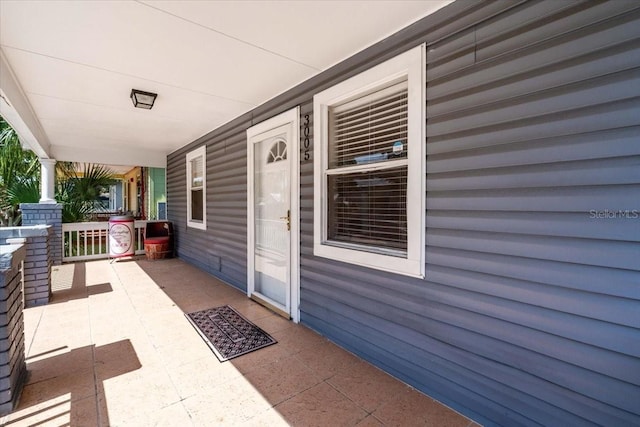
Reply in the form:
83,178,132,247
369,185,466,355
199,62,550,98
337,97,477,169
303,114,311,161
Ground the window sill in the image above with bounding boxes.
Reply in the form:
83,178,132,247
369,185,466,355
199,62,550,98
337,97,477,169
187,220,206,230
314,242,424,279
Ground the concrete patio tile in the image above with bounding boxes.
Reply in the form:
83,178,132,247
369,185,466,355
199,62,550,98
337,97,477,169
4,258,481,427
18,366,96,406
162,286,241,313
88,317,148,346
202,283,246,298
50,263,75,288
99,368,183,424
373,386,472,427
120,288,172,306
328,359,413,413
89,323,140,345
165,355,244,399
93,339,145,383
85,290,129,309
252,312,296,335
270,323,328,353
99,395,192,427
139,315,195,344
118,339,163,370
30,324,91,350
295,339,361,381
231,299,279,322
241,407,290,426
1,393,75,427
230,337,296,375
22,303,44,325
355,415,385,426
88,305,139,326
130,302,184,320
39,297,87,315
69,394,100,427
274,381,368,427
144,326,198,351
125,400,193,427
25,345,94,383
128,302,185,322
23,342,67,363
181,375,273,426
153,335,216,369
242,354,322,406
38,303,91,327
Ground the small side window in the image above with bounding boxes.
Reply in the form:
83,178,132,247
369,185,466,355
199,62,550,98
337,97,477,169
186,146,206,229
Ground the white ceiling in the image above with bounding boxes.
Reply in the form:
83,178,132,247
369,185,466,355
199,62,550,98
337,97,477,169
0,0,450,168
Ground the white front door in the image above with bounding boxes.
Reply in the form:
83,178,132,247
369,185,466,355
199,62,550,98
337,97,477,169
247,108,300,322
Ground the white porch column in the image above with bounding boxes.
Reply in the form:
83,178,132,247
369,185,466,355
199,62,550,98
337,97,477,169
39,158,56,204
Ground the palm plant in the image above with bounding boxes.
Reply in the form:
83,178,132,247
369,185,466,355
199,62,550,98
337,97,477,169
56,162,116,222
1,116,118,224
0,116,40,226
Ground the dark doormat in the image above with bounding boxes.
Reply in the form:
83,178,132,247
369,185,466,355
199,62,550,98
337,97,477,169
185,305,277,362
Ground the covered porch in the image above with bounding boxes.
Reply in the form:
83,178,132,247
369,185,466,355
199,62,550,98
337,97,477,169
0,257,476,426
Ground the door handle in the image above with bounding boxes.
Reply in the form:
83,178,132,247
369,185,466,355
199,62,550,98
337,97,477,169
279,209,291,231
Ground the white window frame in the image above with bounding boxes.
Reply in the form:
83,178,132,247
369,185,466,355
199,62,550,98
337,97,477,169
313,45,425,278
186,146,206,230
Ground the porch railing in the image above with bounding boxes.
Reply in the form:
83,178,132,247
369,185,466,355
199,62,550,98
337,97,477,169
62,220,147,262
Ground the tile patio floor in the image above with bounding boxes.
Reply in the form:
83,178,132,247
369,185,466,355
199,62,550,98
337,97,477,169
1,258,479,426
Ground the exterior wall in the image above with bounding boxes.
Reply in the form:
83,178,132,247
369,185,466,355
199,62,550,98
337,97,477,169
109,181,124,211
168,123,249,288
147,167,166,220
0,244,27,415
124,168,138,215
417,3,640,425
167,1,640,425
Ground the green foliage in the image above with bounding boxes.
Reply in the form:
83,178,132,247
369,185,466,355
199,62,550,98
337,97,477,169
0,116,40,226
1,116,117,224
0,182,20,226
7,179,40,206
56,162,116,223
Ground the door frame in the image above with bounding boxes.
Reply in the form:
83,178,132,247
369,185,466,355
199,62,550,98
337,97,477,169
246,107,300,323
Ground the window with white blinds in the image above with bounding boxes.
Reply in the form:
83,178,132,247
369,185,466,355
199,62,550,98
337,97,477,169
186,146,206,229
313,45,425,278
329,80,408,169
326,80,409,253
328,167,407,252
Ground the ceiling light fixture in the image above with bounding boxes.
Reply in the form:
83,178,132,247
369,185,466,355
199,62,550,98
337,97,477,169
130,89,157,109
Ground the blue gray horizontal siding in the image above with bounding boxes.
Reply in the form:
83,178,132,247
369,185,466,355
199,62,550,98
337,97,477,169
304,1,640,426
425,1,640,425
167,1,640,425
167,123,249,290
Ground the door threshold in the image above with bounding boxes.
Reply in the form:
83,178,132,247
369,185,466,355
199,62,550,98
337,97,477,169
250,294,291,320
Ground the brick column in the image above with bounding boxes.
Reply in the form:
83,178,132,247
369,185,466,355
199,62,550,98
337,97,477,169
20,203,62,266
0,243,27,416
0,226,53,307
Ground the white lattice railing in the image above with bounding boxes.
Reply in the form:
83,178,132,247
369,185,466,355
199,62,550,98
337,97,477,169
62,220,147,262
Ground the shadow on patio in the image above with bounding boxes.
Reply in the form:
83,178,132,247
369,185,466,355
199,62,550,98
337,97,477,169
1,258,478,426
